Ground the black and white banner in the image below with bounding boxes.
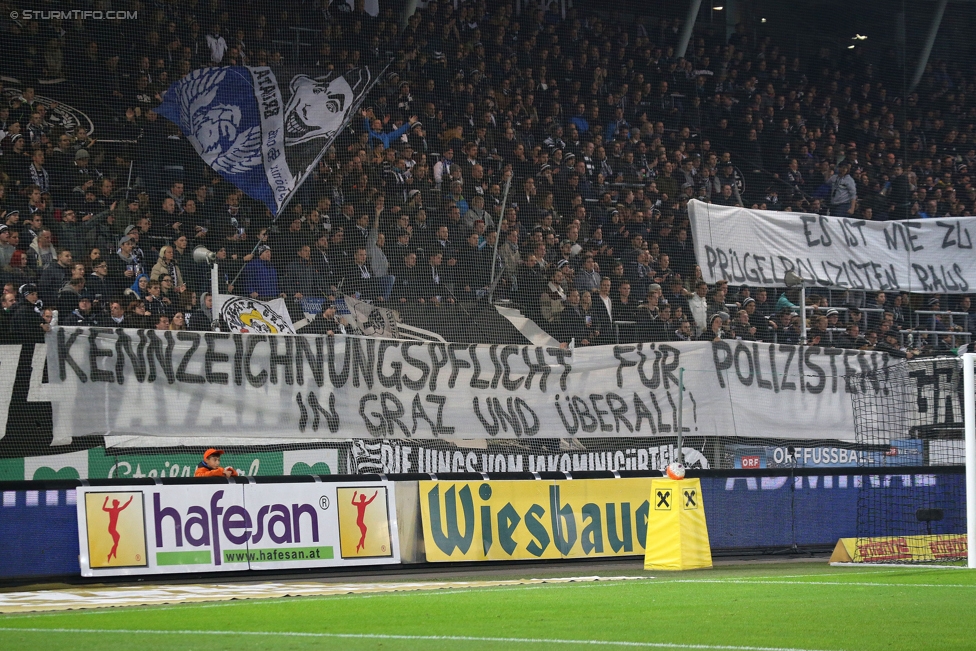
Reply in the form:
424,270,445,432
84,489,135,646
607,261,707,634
44,327,912,444
689,200,976,293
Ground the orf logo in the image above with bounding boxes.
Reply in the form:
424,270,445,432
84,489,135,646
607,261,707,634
84,491,148,569
337,486,393,559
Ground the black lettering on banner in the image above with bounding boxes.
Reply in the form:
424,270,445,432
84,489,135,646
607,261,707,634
637,344,662,389
768,345,780,393
521,347,552,391
359,394,385,436
548,347,573,391
589,394,613,432
605,392,634,433
728,250,746,283
296,391,339,433
823,347,842,394
711,340,732,388
777,255,796,283
428,343,449,391
379,392,410,437
351,338,375,389
88,328,115,382
431,395,455,436
613,346,637,389
473,396,499,436
660,344,681,390
715,248,730,280
233,334,244,386
146,330,176,384
842,350,859,393
204,333,230,384
802,346,827,395
57,328,87,382
327,336,350,388
244,335,268,387
647,392,670,433
554,395,579,435
445,343,469,389
469,344,489,389
733,342,753,386
779,345,797,391
296,392,308,431
632,393,656,434
514,397,539,436
824,260,846,288
488,345,502,389
377,340,403,392
294,336,325,388
705,245,718,279
753,343,772,390
411,394,435,435
500,345,524,391
906,221,924,251
800,215,821,247
175,332,205,384
307,391,339,432
955,263,970,292
490,396,523,436
401,342,430,391
115,328,147,384
571,395,598,433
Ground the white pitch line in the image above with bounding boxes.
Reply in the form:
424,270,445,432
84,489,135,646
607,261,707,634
665,579,976,588
0,626,847,651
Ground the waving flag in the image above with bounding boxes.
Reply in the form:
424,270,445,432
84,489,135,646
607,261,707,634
156,66,373,216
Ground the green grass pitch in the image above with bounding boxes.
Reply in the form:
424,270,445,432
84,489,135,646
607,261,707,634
1,562,975,650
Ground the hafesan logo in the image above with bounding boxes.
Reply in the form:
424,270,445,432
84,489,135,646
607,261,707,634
85,491,147,568
337,486,392,558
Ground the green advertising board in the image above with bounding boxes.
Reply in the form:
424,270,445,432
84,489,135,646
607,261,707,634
0,447,341,481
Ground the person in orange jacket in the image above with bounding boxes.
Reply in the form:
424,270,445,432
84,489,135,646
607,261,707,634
195,448,239,478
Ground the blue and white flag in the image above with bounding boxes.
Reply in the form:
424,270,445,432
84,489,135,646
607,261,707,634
156,66,372,216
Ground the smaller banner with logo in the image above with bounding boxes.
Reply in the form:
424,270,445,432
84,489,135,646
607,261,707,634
76,481,399,576
643,478,712,571
830,535,967,564
337,295,400,338
213,294,295,334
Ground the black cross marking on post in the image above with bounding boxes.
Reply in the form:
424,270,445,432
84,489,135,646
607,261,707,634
684,489,697,508
656,490,670,508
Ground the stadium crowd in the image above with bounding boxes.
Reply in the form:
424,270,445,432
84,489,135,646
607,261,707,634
0,0,975,355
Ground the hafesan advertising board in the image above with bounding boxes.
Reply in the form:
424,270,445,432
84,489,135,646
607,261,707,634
76,482,399,576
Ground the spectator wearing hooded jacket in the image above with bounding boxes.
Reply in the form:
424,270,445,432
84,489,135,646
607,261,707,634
243,245,280,298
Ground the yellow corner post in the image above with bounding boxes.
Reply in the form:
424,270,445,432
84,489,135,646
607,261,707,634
644,478,712,571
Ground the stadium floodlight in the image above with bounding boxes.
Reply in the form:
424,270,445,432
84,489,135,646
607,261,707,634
193,245,220,299
964,353,976,568
784,271,807,344
192,245,217,266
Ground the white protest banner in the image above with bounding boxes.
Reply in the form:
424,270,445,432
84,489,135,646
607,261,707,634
47,327,902,444
76,480,399,576
688,200,976,293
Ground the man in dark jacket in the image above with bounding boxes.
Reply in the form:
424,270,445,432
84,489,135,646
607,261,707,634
11,284,48,342
243,245,280,298
39,248,73,306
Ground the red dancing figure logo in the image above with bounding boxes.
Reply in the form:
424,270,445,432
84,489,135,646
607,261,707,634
102,495,133,562
351,490,377,552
